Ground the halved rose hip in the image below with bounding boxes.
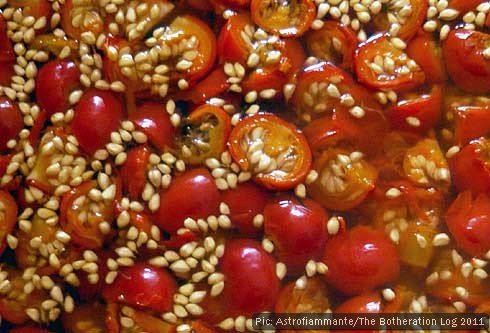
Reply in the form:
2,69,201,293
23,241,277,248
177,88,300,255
228,113,312,191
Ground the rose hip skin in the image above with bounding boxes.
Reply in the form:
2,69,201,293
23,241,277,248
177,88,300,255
264,195,328,275
221,182,271,237
130,102,176,152
0,97,23,151
220,239,280,318
323,225,400,295
70,89,124,155
153,168,220,234
36,60,80,117
102,263,177,313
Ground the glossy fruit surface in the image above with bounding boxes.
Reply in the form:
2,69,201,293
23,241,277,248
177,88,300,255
71,89,125,155
154,168,220,233
36,60,80,116
323,225,400,295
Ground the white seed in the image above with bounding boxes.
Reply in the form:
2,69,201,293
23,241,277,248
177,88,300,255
446,146,460,158
69,90,83,105
439,8,460,20
440,24,451,41
170,260,191,274
385,187,402,198
406,116,421,127
177,323,192,333
276,262,287,280
326,216,340,235
452,249,463,267
425,271,439,286
316,262,328,274
283,84,296,101
423,20,438,32
208,272,224,285
26,308,40,322
461,262,473,278
453,301,466,313
473,268,488,280
432,233,450,247
390,37,406,50
219,202,230,215
389,228,400,244
484,47,490,60
382,288,395,302
210,281,224,296
235,316,246,333
455,286,469,299
295,275,307,289
262,238,274,253
105,271,118,284
305,260,317,277
295,184,306,198
416,234,427,248
218,318,235,330
7,234,18,249
259,89,276,99
349,106,365,118
189,290,206,304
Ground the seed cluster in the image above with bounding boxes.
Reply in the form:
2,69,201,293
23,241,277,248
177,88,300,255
143,150,187,211
318,152,364,194
218,315,257,332
205,151,252,190
241,126,298,179
370,38,419,77
407,152,450,185
313,0,417,41
300,74,360,122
